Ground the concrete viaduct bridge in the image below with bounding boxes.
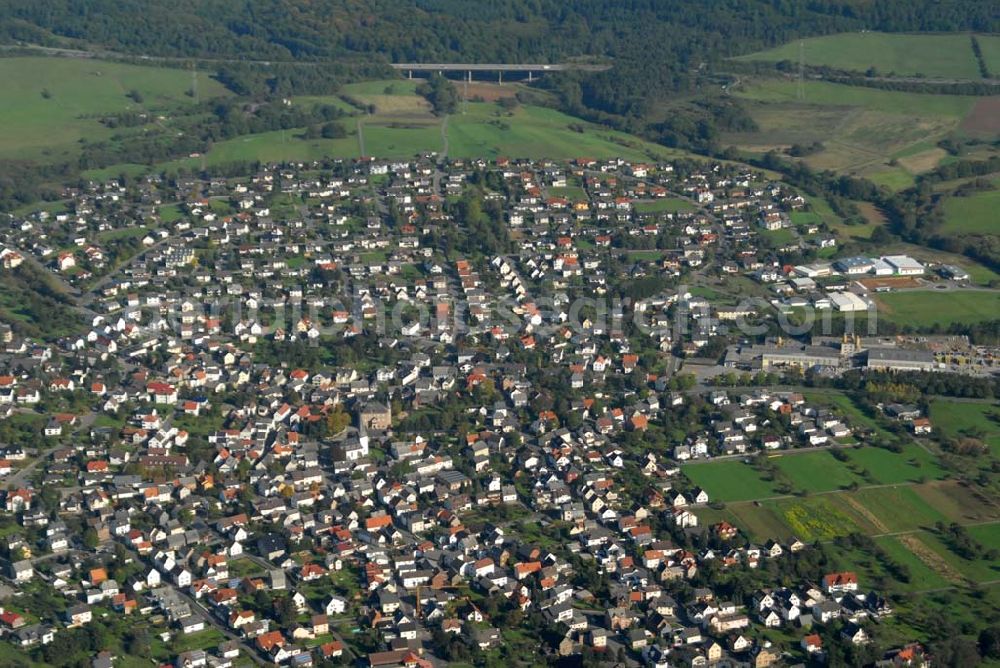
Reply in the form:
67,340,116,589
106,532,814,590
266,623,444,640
390,62,611,84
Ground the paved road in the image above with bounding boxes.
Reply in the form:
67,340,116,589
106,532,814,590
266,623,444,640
175,585,268,666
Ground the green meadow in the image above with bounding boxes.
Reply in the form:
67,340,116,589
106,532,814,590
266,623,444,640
726,78,982,187
941,188,1000,235
736,32,983,79
874,290,1000,328
929,399,1000,455
0,56,228,161
682,460,780,502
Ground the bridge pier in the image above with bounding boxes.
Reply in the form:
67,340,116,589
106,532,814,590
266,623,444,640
498,70,502,85
408,70,412,79
527,71,533,83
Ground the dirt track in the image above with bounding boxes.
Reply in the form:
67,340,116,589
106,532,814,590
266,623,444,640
898,534,964,584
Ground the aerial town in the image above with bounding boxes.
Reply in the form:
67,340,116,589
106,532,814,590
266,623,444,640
0,154,996,668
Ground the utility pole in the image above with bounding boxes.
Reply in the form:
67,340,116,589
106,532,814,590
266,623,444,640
464,71,469,115
797,40,805,101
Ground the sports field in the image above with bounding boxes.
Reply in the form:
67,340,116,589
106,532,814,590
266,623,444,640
736,32,983,79
634,198,696,214
0,56,228,161
874,290,1000,328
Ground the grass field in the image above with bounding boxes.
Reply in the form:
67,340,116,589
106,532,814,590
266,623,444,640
702,477,1000,548
929,399,1000,455
634,197,696,214
735,79,974,118
914,480,1000,524
682,460,780,502
549,185,588,202
0,56,228,161
850,485,949,533
116,80,685,172
774,495,872,542
874,535,952,590
735,32,983,79
911,529,1000,584
874,290,1000,327
844,443,946,484
727,78,980,186
772,451,864,492
976,35,1000,75
941,188,1000,235
447,103,673,161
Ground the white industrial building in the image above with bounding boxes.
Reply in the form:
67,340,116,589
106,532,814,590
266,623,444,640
882,255,925,276
829,291,870,312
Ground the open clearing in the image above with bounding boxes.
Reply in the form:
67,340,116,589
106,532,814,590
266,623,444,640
734,79,974,117
851,485,948,532
771,451,864,493
874,535,952,590
705,478,994,544
726,78,984,186
634,198,696,214
960,97,1000,136
844,443,946,484
0,56,229,162
940,188,1000,235
682,460,779,502
913,480,1000,524
873,290,1000,328
773,495,874,542
929,399,1000,456
897,533,965,584
735,32,982,79
978,35,1000,76
136,80,685,171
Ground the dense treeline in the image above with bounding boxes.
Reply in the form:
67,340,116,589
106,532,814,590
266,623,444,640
214,60,393,98
835,369,999,399
416,74,459,116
